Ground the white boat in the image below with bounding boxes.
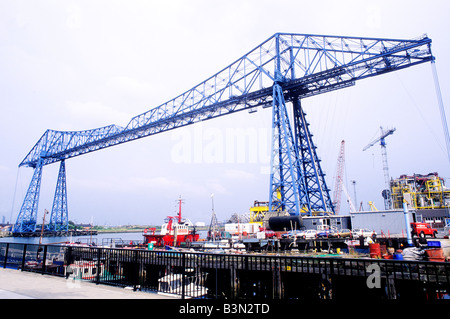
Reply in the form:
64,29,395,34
64,260,104,280
157,269,208,298
203,240,246,250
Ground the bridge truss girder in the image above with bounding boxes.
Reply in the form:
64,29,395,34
19,33,434,168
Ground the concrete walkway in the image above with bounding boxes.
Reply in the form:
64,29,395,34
0,268,175,299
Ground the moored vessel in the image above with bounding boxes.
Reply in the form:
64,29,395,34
142,196,199,247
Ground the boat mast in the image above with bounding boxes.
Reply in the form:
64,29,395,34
208,193,219,241
177,195,184,223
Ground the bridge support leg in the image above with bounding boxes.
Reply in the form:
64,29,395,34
48,160,69,232
269,84,303,215
13,160,43,234
292,97,334,214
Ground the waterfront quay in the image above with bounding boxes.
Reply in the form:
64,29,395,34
1,242,449,300
0,267,169,299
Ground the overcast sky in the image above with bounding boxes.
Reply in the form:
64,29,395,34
1,0,449,226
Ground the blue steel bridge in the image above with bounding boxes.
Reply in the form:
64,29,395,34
13,32,440,234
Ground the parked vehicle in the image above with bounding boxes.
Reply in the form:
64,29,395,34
263,229,277,239
316,228,338,238
281,230,305,239
352,228,376,238
410,222,438,238
336,229,353,238
304,229,317,239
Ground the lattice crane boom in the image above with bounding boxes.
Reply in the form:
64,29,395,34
363,126,396,209
363,127,396,151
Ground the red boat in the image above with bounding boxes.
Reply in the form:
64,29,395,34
143,197,199,247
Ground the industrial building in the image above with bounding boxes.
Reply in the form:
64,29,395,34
390,172,450,227
349,210,413,236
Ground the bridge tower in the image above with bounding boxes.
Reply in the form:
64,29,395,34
293,97,334,214
269,84,334,216
13,159,43,233
13,159,69,235
269,83,303,215
48,160,69,232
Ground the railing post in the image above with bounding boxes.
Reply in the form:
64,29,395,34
21,244,27,271
66,246,73,268
181,252,186,299
274,257,282,299
42,245,48,274
133,250,138,291
386,273,397,299
96,248,101,285
3,243,9,269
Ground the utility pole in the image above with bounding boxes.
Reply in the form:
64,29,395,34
351,180,358,211
39,209,49,246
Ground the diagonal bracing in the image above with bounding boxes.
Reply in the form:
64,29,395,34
48,160,69,232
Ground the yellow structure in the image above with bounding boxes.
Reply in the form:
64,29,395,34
390,172,450,210
368,201,378,211
249,201,270,226
250,185,335,224
249,200,332,225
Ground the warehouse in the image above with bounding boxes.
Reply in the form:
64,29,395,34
349,210,414,236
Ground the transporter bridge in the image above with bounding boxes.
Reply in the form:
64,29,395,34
13,33,443,234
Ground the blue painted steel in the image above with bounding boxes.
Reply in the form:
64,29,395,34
13,33,436,231
293,98,334,214
48,160,69,232
269,84,303,215
19,34,433,168
13,159,43,233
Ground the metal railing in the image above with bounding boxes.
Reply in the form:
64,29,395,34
1,242,449,300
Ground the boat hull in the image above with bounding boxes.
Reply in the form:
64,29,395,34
143,233,199,247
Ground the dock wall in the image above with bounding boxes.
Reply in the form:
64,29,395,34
1,242,449,300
